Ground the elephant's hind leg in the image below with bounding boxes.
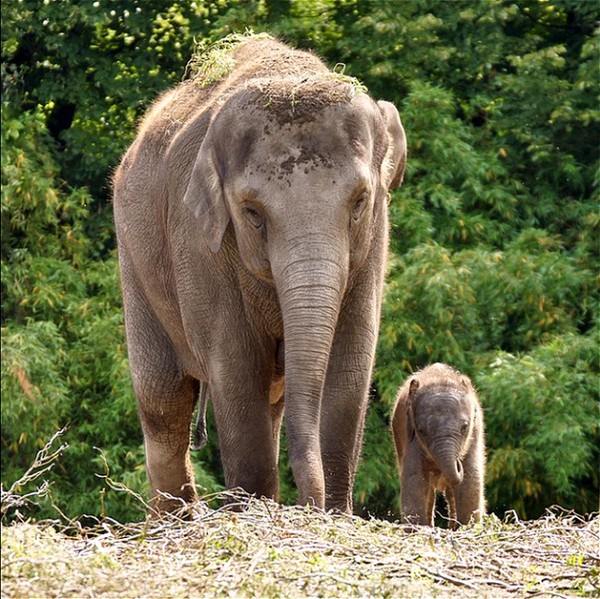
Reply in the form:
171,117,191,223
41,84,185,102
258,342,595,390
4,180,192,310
269,386,285,467
425,482,436,527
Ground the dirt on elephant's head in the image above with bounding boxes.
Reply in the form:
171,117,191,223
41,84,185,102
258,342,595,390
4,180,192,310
236,74,368,126
254,73,362,124
186,32,368,126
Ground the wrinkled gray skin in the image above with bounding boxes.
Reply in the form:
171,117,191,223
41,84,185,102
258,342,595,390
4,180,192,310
113,38,407,514
391,363,486,529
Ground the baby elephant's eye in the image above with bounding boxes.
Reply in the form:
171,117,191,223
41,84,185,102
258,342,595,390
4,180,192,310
243,205,264,228
460,421,469,435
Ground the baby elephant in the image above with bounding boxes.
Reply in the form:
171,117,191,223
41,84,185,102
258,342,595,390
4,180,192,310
391,363,486,529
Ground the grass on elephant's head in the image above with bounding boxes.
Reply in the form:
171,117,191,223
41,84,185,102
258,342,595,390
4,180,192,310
186,30,274,87
184,31,368,100
325,63,368,96
1,490,598,599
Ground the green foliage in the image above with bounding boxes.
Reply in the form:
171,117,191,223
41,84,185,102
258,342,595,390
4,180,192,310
1,0,228,197
353,399,399,520
477,332,599,517
1,102,142,520
1,0,598,523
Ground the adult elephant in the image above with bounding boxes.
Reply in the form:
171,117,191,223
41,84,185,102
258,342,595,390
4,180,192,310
113,35,406,514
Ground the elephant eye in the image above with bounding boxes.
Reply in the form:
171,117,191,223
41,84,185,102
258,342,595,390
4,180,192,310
460,421,469,435
243,205,264,229
351,192,368,222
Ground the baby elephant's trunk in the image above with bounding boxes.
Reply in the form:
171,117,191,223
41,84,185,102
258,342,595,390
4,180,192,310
433,444,464,487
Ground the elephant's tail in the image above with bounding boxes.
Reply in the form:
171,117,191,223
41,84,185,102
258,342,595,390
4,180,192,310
191,382,209,450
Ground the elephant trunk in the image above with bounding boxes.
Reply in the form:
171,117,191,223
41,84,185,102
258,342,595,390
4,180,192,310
272,239,348,509
430,440,464,487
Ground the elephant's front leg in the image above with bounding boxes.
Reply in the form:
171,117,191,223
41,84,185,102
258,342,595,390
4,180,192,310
453,449,486,525
401,443,434,528
209,348,280,501
120,255,198,515
320,283,380,513
141,384,198,515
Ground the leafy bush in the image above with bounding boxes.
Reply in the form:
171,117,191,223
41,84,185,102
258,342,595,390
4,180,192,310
477,332,599,518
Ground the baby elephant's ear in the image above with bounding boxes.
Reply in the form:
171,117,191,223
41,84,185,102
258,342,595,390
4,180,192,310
408,378,420,399
406,378,420,441
377,100,407,189
183,136,230,253
460,375,473,392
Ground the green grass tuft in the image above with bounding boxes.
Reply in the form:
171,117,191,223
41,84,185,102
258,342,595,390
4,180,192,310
186,30,274,87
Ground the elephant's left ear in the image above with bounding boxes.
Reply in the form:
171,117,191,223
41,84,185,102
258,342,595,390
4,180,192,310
377,100,407,190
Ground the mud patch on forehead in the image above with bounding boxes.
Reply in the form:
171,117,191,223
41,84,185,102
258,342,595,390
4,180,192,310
297,146,334,168
277,146,335,175
279,155,296,174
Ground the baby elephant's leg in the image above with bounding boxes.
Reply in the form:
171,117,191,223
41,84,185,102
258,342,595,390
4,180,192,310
444,487,459,530
453,451,485,525
401,443,433,528
453,479,485,525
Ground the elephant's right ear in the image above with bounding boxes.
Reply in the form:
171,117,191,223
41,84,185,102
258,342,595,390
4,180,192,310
406,378,419,441
408,378,420,399
183,139,230,253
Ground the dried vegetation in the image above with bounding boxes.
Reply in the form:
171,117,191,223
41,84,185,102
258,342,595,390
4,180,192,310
2,419,599,598
185,31,274,86
2,491,598,599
